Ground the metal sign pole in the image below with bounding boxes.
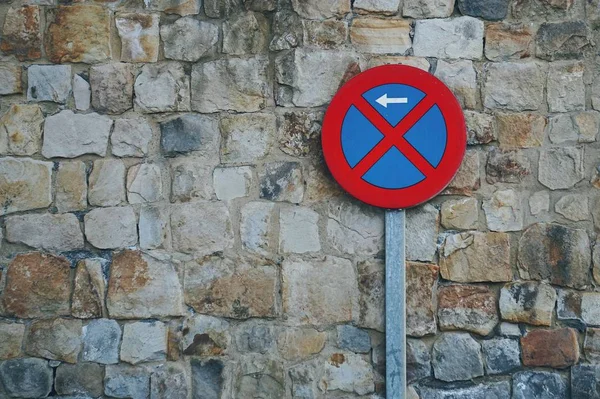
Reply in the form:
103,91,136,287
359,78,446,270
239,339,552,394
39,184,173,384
385,209,406,399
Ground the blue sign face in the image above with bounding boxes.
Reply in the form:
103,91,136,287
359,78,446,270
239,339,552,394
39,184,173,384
341,83,448,189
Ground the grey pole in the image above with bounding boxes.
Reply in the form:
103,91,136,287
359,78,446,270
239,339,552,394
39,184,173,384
385,209,406,399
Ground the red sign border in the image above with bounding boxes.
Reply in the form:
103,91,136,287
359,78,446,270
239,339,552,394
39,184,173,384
322,64,467,209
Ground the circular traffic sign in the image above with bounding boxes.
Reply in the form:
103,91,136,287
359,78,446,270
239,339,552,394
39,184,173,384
322,64,466,209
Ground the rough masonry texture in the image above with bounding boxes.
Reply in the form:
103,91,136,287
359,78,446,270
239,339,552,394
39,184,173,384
0,0,598,397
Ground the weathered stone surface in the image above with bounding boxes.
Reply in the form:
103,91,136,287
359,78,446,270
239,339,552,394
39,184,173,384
282,256,357,325
513,371,567,399
413,17,484,60
291,0,350,19
0,104,43,157
5,213,83,252
536,21,591,61
1,5,41,61
446,149,480,193
84,206,138,249
135,63,190,113
161,114,219,159
46,5,111,63
574,111,600,143
183,314,230,356
496,112,545,148
499,322,522,337
407,262,438,337
521,328,579,368
337,325,370,353
270,10,302,51
145,0,199,15
213,166,252,201
582,293,600,326
289,363,318,398
482,338,520,375
107,251,184,319
406,339,431,383
88,159,126,207
55,362,104,397
240,202,275,255
223,12,269,55
319,353,374,395
222,113,275,163
547,114,578,143
557,289,583,323
27,64,71,103
280,206,320,253
83,319,121,364
556,194,589,221
350,18,410,54
584,328,600,362
276,49,359,107
327,201,383,256
277,328,326,361
485,23,533,61
0,323,24,360
192,56,270,112
357,260,384,332
236,356,285,398
486,148,531,184
127,163,163,204
530,191,549,215
171,201,233,254
484,62,545,110
458,0,509,20
406,204,439,262
1,253,71,318
539,147,584,189
259,162,304,203
547,61,585,112
139,205,170,250
419,381,511,399
368,55,430,70
572,364,600,399
500,281,556,326
116,13,159,63
518,223,590,289
441,197,478,230
354,0,400,14
43,110,112,158
184,255,277,319
73,74,90,111
0,358,52,398
435,60,478,109
440,232,511,283
191,359,223,399
169,158,214,202
278,110,322,157
0,64,22,95
112,117,153,157
403,0,454,17
25,318,82,363
303,19,347,49
438,285,498,335
72,258,106,319
483,189,523,232
121,321,167,365
90,63,134,114
432,333,483,382
105,364,151,399
161,17,218,62
235,322,273,355
150,363,188,399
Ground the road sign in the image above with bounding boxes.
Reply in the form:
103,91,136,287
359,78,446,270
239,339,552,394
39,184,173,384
322,64,467,209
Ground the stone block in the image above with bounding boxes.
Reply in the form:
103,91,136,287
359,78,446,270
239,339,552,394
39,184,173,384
259,162,304,203
484,62,546,110
496,112,545,148
406,204,439,262
240,201,275,255
161,114,220,158
303,19,348,49
105,364,150,398
413,17,484,60
442,197,478,230
350,18,410,54
438,285,498,336
116,13,160,63
0,104,44,156
121,321,167,364
162,18,218,62
134,63,190,113
354,0,400,14
221,113,275,164
320,353,374,395
55,362,104,397
482,338,520,375
126,163,164,204
25,318,82,363
547,61,585,112
556,193,589,221
107,251,185,319
513,371,567,399
85,206,138,249
82,319,121,364
291,0,351,19
485,23,533,61
90,63,134,114
0,64,22,95
169,157,215,202
145,0,200,15
72,258,106,319
45,5,111,63
5,213,83,252
403,0,455,18
112,117,153,157
407,262,438,336
327,201,383,256
277,328,326,360
483,189,523,232
434,59,478,109
73,74,90,111
223,12,269,55
486,148,531,184
0,5,42,60
27,64,71,103
183,314,230,356
139,205,170,250
432,333,483,382
213,166,252,201
521,328,579,368
42,110,112,158
536,21,591,61
88,159,126,207
500,281,556,326
191,359,223,399
0,323,24,360
457,0,509,20
0,358,52,398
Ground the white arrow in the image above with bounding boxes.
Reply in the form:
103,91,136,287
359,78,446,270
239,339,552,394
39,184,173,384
376,93,408,108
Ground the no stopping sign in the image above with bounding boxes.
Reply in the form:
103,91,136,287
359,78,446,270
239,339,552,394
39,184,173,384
322,64,467,209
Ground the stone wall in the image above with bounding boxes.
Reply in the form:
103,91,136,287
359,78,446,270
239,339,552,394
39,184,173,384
0,0,598,397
